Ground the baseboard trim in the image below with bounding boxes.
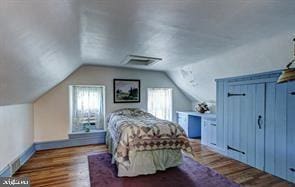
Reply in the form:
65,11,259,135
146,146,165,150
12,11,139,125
1,131,107,176
0,144,35,177
35,131,106,151
212,146,227,156
20,144,36,165
201,143,227,156
0,165,10,177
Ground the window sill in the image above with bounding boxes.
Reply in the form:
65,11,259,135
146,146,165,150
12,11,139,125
68,130,106,140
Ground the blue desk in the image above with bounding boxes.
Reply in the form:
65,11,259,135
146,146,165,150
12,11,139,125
176,111,216,139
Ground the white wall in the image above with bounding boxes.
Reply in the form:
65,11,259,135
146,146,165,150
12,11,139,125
168,32,294,104
0,104,34,172
33,65,192,142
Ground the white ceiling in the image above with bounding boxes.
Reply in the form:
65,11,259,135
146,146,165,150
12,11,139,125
0,0,295,105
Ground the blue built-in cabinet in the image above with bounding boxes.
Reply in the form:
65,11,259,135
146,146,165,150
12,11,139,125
216,70,295,183
176,112,201,138
287,82,295,182
176,111,216,140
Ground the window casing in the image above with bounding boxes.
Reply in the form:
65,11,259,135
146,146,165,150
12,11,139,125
147,88,172,121
69,85,105,132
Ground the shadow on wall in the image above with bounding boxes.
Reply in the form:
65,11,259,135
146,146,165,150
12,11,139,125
167,32,294,103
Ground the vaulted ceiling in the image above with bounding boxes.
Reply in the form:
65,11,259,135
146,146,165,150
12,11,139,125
1,0,295,105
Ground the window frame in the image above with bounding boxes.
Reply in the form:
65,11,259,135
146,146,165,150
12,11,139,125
69,85,106,133
147,87,173,121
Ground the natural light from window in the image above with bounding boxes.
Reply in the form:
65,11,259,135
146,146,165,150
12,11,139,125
70,85,105,133
147,88,172,121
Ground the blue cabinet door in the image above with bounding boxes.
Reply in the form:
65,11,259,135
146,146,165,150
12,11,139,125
216,80,225,150
226,83,265,169
177,113,188,135
217,71,295,182
201,119,209,145
227,84,248,162
188,115,201,138
201,118,217,146
265,82,288,178
255,83,265,170
287,82,295,183
177,112,202,139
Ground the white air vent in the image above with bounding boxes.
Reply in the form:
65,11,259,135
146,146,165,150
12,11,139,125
10,158,21,174
122,55,162,66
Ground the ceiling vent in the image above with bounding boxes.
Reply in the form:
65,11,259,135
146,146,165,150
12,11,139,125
122,55,162,66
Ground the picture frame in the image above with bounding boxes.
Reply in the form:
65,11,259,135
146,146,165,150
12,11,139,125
113,79,140,103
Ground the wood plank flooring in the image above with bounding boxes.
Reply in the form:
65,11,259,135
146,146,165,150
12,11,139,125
14,140,292,187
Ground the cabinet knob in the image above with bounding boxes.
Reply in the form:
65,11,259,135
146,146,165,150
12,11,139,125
290,168,295,172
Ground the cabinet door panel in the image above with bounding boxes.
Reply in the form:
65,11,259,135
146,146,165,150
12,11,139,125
246,85,256,167
265,82,288,178
188,116,201,138
201,119,208,145
226,83,265,169
265,82,276,174
227,85,247,161
202,119,215,146
287,82,295,183
238,85,248,163
274,84,288,178
216,80,225,149
227,85,240,159
255,83,265,170
177,114,188,135
210,123,217,146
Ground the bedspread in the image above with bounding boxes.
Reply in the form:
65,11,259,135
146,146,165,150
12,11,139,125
107,108,193,167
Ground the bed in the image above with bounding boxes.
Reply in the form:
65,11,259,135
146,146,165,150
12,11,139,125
106,108,193,177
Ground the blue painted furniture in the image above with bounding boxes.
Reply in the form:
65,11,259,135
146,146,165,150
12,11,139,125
216,70,295,183
201,116,217,148
287,82,295,182
176,111,216,140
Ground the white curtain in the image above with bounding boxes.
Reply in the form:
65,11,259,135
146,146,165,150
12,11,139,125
148,88,172,121
72,86,104,132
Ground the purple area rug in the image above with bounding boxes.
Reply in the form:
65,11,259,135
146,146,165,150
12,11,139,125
88,153,239,187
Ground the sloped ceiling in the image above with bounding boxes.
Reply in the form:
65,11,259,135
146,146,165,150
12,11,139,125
0,0,81,105
168,32,295,103
0,0,295,105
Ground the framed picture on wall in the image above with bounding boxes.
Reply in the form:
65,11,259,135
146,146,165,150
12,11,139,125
113,79,140,103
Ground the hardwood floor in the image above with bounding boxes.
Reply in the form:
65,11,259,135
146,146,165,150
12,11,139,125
14,140,292,187
190,140,291,186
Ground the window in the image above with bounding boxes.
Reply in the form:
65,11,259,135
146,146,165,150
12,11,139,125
147,88,172,121
70,85,105,132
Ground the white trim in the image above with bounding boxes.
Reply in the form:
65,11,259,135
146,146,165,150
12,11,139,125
69,86,73,133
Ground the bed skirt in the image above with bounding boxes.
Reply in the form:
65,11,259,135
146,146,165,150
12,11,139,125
106,132,183,177
117,149,183,177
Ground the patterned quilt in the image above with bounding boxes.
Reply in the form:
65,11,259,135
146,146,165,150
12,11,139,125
107,108,194,167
